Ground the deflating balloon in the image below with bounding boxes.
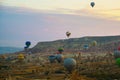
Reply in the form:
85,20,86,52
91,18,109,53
64,58,76,73
48,55,56,63
116,58,120,67
56,54,64,63
66,31,71,38
90,2,95,7
114,50,120,59
25,41,31,47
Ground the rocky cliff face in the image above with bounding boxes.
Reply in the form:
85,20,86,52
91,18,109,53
30,35,120,53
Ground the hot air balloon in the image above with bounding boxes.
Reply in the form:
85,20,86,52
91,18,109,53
66,31,71,38
25,41,31,48
114,50,120,59
58,48,64,54
91,40,97,46
64,58,76,73
56,54,64,63
116,58,120,67
18,54,25,60
83,44,89,49
90,2,95,8
48,55,56,63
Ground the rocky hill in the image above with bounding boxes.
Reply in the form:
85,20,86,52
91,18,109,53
30,35,120,53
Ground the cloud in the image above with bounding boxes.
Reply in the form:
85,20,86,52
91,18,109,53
0,6,120,47
43,7,120,21
1,5,120,21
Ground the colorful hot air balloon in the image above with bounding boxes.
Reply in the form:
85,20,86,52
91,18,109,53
66,31,71,38
25,41,31,48
56,54,64,63
48,55,56,63
58,48,64,54
64,58,76,73
116,58,120,67
90,2,95,8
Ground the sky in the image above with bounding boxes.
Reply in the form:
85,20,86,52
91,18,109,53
0,0,120,47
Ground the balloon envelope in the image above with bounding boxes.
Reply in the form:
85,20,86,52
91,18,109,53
25,41,31,47
58,48,64,53
90,2,95,7
64,58,76,73
83,44,89,49
56,54,64,63
66,31,71,38
18,54,24,60
91,40,97,46
48,55,56,63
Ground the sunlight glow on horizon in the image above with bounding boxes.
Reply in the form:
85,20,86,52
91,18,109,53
0,0,120,21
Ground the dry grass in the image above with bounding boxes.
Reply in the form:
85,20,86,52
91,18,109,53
0,52,120,80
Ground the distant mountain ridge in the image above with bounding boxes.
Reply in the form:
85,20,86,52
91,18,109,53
0,47,23,54
31,35,120,53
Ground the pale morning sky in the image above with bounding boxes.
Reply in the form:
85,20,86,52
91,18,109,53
0,0,120,47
